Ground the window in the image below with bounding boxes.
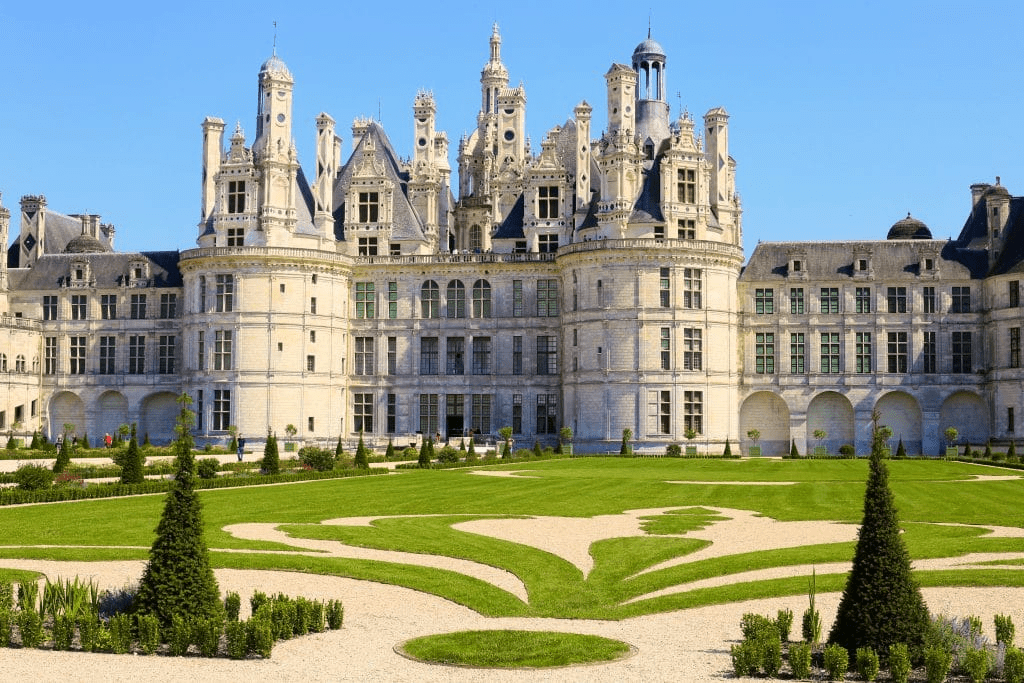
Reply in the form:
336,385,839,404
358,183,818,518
387,394,396,433
99,336,115,374
537,279,558,317
790,333,806,373
537,186,558,219
306,355,315,372
1011,328,1021,369
792,260,802,273
71,295,87,320
69,336,86,374
355,282,375,318
354,393,373,433
684,328,704,372
855,332,872,373
214,330,232,370
0,354,4,372
469,225,482,252
536,394,557,434
683,269,702,309
820,332,840,373
357,237,378,256
1010,407,1016,433
198,275,207,312
471,279,491,318
538,234,559,253
197,331,205,371
755,288,774,315
446,280,466,318
196,390,203,431
129,335,146,374
790,288,805,314
388,282,398,319
1011,281,1020,308
160,293,177,319
472,337,491,374
884,331,907,373
677,219,695,240
419,394,439,435
471,394,492,434
923,331,937,373
537,336,558,375
358,191,379,222
101,294,117,320
886,287,907,313
44,337,57,375
213,389,231,430
387,337,397,375
684,390,703,434
43,295,57,320
951,286,971,313
512,336,523,375
215,274,233,312
158,335,176,374
420,337,439,375
755,332,775,374
820,287,839,314
854,287,871,314
446,337,465,375
660,327,671,370
512,280,523,317
676,168,696,203
311,296,318,314
512,394,523,433
226,226,244,247
923,286,936,313
659,267,671,307
355,337,374,375
130,294,147,319
952,331,972,373
15,355,25,373
227,180,246,213
421,281,439,318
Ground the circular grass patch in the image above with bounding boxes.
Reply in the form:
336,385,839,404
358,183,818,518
397,629,633,668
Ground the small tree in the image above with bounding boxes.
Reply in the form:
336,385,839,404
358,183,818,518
723,437,732,457
895,438,907,459
418,437,431,467
262,430,280,475
790,439,799,457
120,424,145,485
80,433,91,449
559,426,573,453
944,426,959,456
466,437,478,463
620,428,633,456
53,430,72,474
335,436,345,457
533,440,542,457
354,431,369,468
384,439,395,461
227,424,238,453
117,423,131,447
1010,441,1018,459
498,427,513,459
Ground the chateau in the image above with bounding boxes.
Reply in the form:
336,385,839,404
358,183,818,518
1,28,1018,455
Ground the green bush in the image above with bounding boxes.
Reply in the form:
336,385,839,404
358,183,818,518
109,613,133,653
167,614,191,656
226,620,248,659
293,597,310,635
225,592,241,621
247,617,273,658
0,610,11,647
272,597,296,640
250,590,269,615
741,613,776,641
354,433,370,468
52,613,75,650
326,599,344,629
194,615,222,657
789,641,812,679
137,613,160,654
839,444,856,457
18,609,44,648
299,447,336,472
197,458,220,479
437,445,460,464
730,641,758,677
77,614,101,652
856,646,880,681
1005,646,1024,683
996,613,1016,646
924,645,952,683
15,463,53,490
802,606,820,644
384,440,395,461
962,646,993,683
776,608,794,642
306,599,325,632
262,431,280,475
0,580,12,612
760,629,782,677
889,643,911,683
823,643,849,681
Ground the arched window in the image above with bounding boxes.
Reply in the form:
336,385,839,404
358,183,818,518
421,281,439,318
15,355,26,373
0,353,6,372
469,225,482,252
472,279,491,318
32,356,39,373
447,280,466,318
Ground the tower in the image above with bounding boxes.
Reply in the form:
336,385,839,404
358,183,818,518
480,23,509,117
200,117,225,226
704,107,729,208
574,102,593,212
631,34,670,151
313,112,339,238
605,63,636,136
253,52,298,241
410,92,441,247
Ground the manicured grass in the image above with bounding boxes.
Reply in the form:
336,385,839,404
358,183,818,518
399,630,631,668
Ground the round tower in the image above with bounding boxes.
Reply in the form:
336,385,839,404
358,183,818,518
632,34,671,151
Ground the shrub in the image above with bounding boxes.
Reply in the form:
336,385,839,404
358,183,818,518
298,447,333,472
533,441,543,457
0,610,11,647
247,617,274,657
401,446,417,460
137,613,160,654
466,438,478,463
15,463,54,490
760,630,782,677
839,444,856,457
77,614,101,652
52,613,75,650
225,591,241,621
1006,647,1024,683
790,439,799,457
53,435,71,473
823,643,849,681
924,645,952,683
741,613,775,641
293,597,310,635
272,597,296,640
17,609,44,648
167,614,191,656
730,641,758,677
197,458,220,479
250,590,269,615
963,646,993,683
120,426,145,485
789,641,812,679
0,580,11,612
384,440,395,461
996,614,1016,646
418,438,432,467
226,620,248,659
306,599,325,632
262,430,280,475
776,608,794,642
723,438,731,456
889,643,911,683
666,444,681,457
194,615,222,657
437,445,460,464
326,599,344,629
856,646,880,681
354,432,370,469
108,613,133,654
895,438,907,459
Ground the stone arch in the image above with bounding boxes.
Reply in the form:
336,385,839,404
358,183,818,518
940,391,989,447
740,391,790,455
807,391,855,454
48,391,85,441
140,392,180,445
97,391,129,440
875,391,922,455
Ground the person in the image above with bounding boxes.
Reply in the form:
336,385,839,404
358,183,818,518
104,433,112,449
237,436,246,462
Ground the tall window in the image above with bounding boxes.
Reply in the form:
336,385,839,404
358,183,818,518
99,336,115,374
446,280,466,318
790,333,806,373
512,394,523,433
755,288,774,314
537,279,558,317
69,336,86,374
1011,281,1021,308
471,279,491,318
472,337,491,374
158,335,176,374
854,332,872,373
471,394,492,434
536,394,557,434
469,225,482,252
755,333,775,374
71,295,87,320
227,180,246,213
355,337,374,375
129,335,146,374
101,294,116,320
387,337,397,375
951,286,971,313
310,297,317,314
820,332,840,373
421,281,439,318
512,280,523,317
354,393,373,433
130,294,147,319
683,269,702,309
160,293,177,319
388,282,398,319
923,331,937,373
537,186,558,219
647,390,671,435
419,394,439,435
676,168,696,203
358,192,379,222
355,282,375,318
420,337,439,375
537,336,558,375
44,337,57,375
855,287,871,314
512,336,523,375
42,295,57,320
214,330,232,370
387,394,396,433
923,286,936,313
1010,407,1016,434
213,389,231,430
446,337,465,375
198,275,207,312
215,274,233,312
952,331,972,373
886,287,907,313
820,287,839,314
659,268,671,307
1012,328,1021,369
661,327,671,370
684,390,703,434
684,328,703,371
197,331,205,371
790,288,805,314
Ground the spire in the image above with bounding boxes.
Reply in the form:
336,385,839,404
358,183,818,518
490,22,501,63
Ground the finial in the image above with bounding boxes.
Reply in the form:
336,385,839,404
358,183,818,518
272,21,277,56
648,11,652,38
996,175,1002,186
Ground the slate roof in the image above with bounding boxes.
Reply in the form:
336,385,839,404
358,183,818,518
7,251,183,290
630,157,664,224
985,196,1024,275
493,195,525,239
7,209,114,266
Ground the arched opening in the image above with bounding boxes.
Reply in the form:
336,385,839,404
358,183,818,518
97,391,129,440
875,391,922,455
48,391,85,441
940,391,989,449
740,391,790,455
140,392,180,445
807,391,855,454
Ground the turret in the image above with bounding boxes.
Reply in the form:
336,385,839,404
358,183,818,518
704,107,729,207
314,112,339,237
200,117,225,225
480,23,509,115
252,52,298,241
19,195,46,267
605,64,636,136
632,34,670,152
574,102,593,212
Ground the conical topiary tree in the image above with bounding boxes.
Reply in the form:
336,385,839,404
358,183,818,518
418,437,431,468
723,438,732,457
790,439,799,458
466,437,478,463
385,439,395,461
262,430,280,475
53,432,71,473
829,411,930,661
354,431,369,468
81,433,91,450
895,437,907,460
1010,441,1018,459
134,394,222,629
335,436,345,457
120,424,145,485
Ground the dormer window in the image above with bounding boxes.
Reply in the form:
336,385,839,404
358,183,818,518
129,260,150,287
793,260,802,272
75,268,84,280
537,186,559,219
676,169,696,203
925,258,934,271
358,192,379,222
786,251,808,280
227,180,246,214
134,268,142,278
858,259,868,271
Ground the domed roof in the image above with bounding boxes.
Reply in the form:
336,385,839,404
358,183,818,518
259,53,291,79
64,233,110,254
887,213,932,240
633,36,665,58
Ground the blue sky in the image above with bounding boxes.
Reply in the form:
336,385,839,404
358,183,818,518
2,1,1021,258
